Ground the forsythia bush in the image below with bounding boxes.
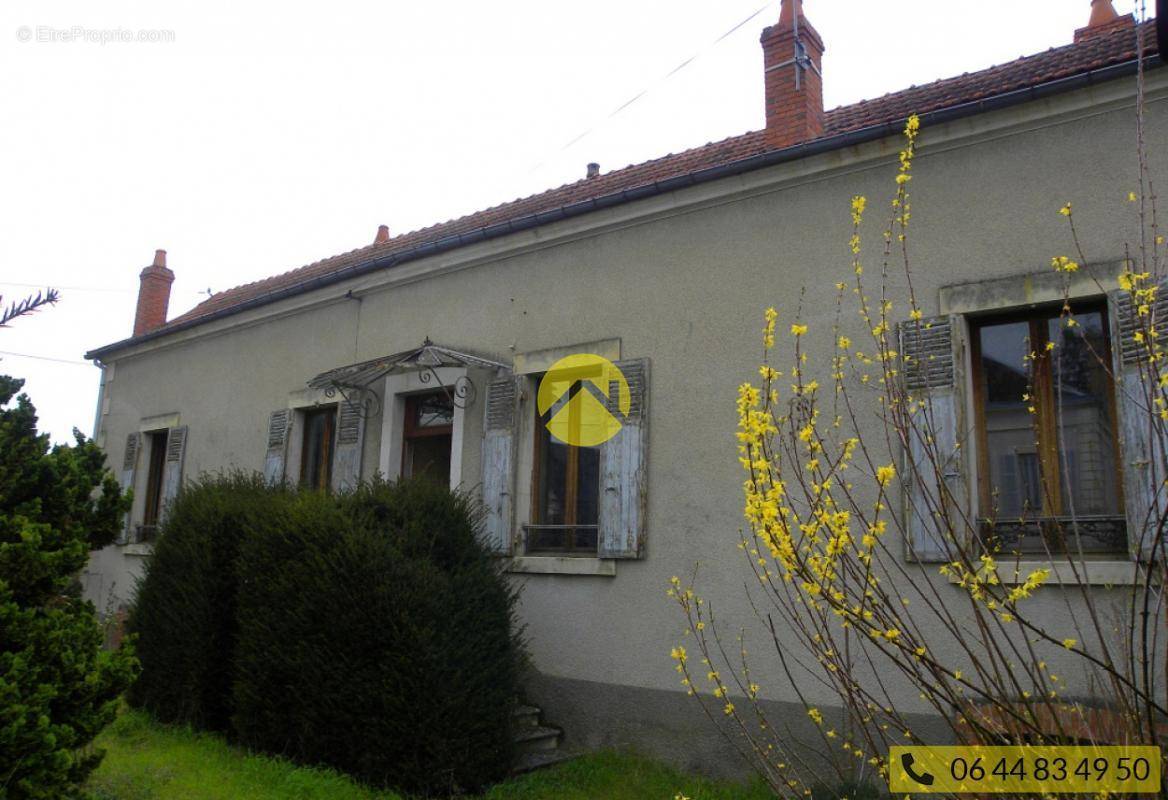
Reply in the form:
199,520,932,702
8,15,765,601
129,475,524,796
0,376,137,799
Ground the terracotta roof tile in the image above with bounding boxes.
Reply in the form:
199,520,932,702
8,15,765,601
151,21,1159,337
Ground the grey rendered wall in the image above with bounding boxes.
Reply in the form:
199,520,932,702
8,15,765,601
85,75,1168,773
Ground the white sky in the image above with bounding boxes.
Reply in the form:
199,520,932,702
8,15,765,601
0,0,1145,444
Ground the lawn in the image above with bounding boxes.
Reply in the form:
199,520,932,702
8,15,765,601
87,710,775,800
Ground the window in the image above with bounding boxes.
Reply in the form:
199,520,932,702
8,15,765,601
401,391,454,485
300,406,336,491
527,375,601,556
971,303,1125,554
139,429,168,539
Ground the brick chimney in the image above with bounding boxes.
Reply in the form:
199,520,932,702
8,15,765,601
374,224,390,244
761,0,825,150
133,249,175,337
1074,0,1134,42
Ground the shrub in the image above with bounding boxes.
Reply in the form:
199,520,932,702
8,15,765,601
0,375,137,798
232,479,524,795
129,475,524,796
127,472,292,731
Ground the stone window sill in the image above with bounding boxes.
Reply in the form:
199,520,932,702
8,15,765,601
948,560,1146,587
505,556,616,577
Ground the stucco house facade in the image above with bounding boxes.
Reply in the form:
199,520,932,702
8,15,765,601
84,1,1165,775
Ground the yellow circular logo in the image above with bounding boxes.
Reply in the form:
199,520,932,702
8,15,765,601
537,354,629,447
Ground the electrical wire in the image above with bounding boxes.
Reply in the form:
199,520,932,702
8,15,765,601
0,350,92,366
527,2,771,173
0,280,128,294
1,281,210,297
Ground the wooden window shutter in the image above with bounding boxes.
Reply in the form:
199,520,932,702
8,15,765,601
598,358,649,559
1108,285,1168,561
898,316,968,562
117,432,140,544
331,398,366,493
263,409,293,486
159,425,188,523
481,376,518,554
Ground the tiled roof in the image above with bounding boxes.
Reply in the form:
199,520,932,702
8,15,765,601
136,21,1161,344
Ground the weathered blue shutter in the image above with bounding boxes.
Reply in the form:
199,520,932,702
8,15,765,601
117,432,140,544
264,409,292,486
1108,286,1168,561
331,399,365,493
598,358,649,559
481,377,518,554
159,425,188,523
899,316,968,562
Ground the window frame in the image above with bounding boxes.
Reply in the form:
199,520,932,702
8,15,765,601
526,377,601,557
299,405,337,491
139,429,169,539
400,390,454,482
968,300,1127,552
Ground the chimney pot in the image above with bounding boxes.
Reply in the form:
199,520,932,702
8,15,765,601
374,224,390,244
1074,0,1134,41
586,162,600,179
133,249,175,337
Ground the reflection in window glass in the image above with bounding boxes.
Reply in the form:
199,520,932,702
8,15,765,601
979,321,1038,517
1046,312,1119,517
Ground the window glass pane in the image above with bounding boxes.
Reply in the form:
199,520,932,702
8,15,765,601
414,392,454,428
1046,312,1120,517
301,408,334,491
403,435,452,485
538,437,568,526
143,430,168,527
979,320,1042,517
576,445,600,526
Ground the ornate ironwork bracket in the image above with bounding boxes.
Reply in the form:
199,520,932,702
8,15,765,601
323,382,382,420
418,366,477,409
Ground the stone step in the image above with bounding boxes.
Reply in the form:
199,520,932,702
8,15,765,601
513,724,561,753
511,704,542,729
512,749,577,775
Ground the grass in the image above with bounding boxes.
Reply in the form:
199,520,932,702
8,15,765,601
87,710,775,800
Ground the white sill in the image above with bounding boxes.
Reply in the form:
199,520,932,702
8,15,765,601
505,556,617,577
121,543,153,557
947,560,1147,587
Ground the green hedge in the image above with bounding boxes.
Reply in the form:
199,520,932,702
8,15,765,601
127,472,290,731
129,475,524,796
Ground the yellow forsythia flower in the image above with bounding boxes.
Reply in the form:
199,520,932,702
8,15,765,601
790,323,808,336
1062,638,1077,650
876,464,896,486
1059,203,1072,216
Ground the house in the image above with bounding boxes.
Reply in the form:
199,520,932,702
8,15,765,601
84,0,1165,776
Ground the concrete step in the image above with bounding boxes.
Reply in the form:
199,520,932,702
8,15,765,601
512,749,577,775
513,724,561,753
511,704,542,729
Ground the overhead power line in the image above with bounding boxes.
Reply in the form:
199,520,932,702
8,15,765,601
528,2,771,173
0,350,92,366
0,281,211,297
